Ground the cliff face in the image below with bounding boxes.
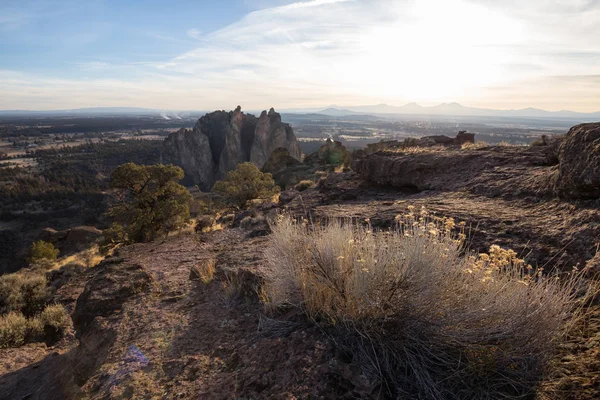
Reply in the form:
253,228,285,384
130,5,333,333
162,107,301,190
250,108,302,168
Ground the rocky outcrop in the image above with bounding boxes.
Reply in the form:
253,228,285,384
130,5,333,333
267,140,351,189
353,145,558,197
262,148,302,174
72,258,154,335
71,258,154,385
38,226,102,255
305,139,352,168
162,107,302,190
162,127,214,189
364,132,476,154
251,108,302,167
555,123,600,199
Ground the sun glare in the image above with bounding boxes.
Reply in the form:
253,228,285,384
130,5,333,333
344,0,525,101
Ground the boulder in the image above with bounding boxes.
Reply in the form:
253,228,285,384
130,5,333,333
38,226,102,255
162,107,302,190
455,131,475,145
63,226,103,253
555,123,600,199
38,227,68,244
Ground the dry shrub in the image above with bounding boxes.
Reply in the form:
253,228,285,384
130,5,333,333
195,215,216,232
461,141,489,150
265,210,592,399
40,304,71,333
0,312,29,348
190,259,216,284
221,269,263,304
0,272,49,316
295,180,315,192
0,311,46,348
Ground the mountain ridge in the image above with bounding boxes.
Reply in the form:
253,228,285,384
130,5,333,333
1,103,599,119
312,103,600,119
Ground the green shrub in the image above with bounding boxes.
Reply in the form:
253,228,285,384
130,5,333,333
102,222,128,246
212,162,280,209
0,272,49,316
28,240,59,265
107,163,192,242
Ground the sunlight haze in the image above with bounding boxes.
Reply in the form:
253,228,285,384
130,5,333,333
1,0,598,111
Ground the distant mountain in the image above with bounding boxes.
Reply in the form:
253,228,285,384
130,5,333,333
316,103,600,120
317,108,359,116
3,104,599,120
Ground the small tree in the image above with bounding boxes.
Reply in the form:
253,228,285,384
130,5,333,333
212,162,280,209
107,163,192,242
28,241,59,265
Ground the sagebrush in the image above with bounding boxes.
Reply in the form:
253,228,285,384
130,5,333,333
264,210,592,399
0,271,49,316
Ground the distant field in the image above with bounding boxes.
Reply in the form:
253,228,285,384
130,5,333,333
0,133,171,167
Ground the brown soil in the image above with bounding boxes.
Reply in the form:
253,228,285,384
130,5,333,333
0,231,372,399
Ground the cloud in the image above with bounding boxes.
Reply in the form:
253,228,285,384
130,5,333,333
186,28,202,40
0,0,80,31
1,0,599,111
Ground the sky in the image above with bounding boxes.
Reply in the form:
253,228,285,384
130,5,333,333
0,0,599,112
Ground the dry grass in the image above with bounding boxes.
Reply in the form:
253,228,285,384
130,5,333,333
461,141,489,150
192,259,216,285
264,210,594,399
295,180,315,192
53,245,104,270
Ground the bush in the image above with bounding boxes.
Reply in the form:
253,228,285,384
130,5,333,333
39,304,71,342
195,215,216,233
107,163,192,242
0,305,70,349
0,312,28,348
28,240,59,264
102,222,128,246
294,180,314,192
264,211,591,399
212,162,280,209
0,272,49,316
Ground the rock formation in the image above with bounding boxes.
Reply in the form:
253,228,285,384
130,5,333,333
262,148,302,174
38,226,103,255
305,138,352,168
363,131,476,154
555,123,600,199
162,107,302,190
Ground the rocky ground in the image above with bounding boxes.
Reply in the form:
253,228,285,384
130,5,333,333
0,124,598,399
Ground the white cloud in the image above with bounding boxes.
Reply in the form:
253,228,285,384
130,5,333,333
186,28,202,40
1,0,599,111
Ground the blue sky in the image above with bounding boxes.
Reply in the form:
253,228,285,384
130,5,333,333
1,0,599,111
